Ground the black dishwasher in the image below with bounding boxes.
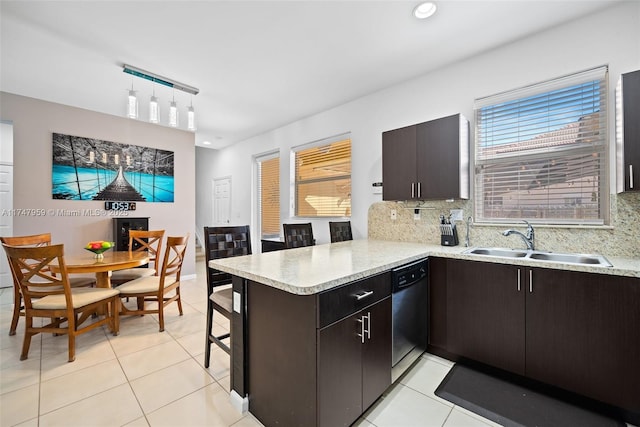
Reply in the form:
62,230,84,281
391,258,428,381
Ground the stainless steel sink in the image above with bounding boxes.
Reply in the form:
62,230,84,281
464,248,528,258
463,247,613,267
527,251,613,267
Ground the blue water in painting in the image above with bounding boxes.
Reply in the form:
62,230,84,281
52,165,174,202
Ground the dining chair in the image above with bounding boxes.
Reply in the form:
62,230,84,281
203,225,252,368
2,243,120,362
329,220,353,243
1,233,96,336
110,229,165,286
117,234,189,332
283,223,315,248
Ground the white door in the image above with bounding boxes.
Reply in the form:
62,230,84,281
213,177,231,224
0,163,13,288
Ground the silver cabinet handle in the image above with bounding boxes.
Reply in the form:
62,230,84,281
417,182,421,198
411,182,415,198
517,269,521,292
365,312,371,340
356,316,365,343
355,290,374,300
630,164,634,189
529,270,533,293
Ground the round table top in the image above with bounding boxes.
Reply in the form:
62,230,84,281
51,251,150,274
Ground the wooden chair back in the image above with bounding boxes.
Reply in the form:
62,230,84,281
3,244,71,308
128,229,165,273
283,223,315,248
329,221,353,243
1,233,51,247
158,234,189,287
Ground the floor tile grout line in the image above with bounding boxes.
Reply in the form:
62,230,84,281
107,321,153,427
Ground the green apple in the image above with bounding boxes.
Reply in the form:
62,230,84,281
101,241,112,249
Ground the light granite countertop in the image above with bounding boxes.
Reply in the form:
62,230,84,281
208,239,640,295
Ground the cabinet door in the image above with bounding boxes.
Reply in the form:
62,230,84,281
526,269,640,411
382,125,417,200
416,115,462,200
362,297,392,410
318,312,364,427
428,257,447,351
447,259,525,375
621,70,640,191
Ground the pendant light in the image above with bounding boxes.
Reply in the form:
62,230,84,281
149,84,160,124
126,82,138,119
187,98,196,131
169,92,179,127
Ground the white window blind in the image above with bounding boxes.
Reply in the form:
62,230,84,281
293,135,351,217
474,66,608,225
257,153,280,238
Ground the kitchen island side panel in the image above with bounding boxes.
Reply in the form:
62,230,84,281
246,280,318,426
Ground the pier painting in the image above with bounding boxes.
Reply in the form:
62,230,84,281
52,133,174,202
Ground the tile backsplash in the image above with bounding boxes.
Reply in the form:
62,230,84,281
368,192,639,258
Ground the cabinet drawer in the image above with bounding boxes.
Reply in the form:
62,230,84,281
318,272,391,328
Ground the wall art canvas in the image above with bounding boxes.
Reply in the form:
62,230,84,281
52,133,174,202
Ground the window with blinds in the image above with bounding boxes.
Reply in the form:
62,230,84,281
257,154,280,238
293,135,351,217
474,66,608,225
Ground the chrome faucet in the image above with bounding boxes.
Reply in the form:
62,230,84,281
502,220,535,251
465,216,472,247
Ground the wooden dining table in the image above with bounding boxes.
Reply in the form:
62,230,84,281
50,251,150,288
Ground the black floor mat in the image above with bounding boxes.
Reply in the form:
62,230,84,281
434,364,625,427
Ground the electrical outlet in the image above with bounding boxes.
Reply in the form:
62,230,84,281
414,209,420,220
391,209,397,220
450,209,463,222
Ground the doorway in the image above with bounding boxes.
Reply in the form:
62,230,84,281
212,177,231,225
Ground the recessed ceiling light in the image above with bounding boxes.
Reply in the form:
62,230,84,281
202,141,212,145
413,2,437,19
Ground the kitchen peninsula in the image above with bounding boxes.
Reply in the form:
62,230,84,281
209,239,640,427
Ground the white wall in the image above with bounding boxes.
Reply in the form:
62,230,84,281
1,93,197,276
196,2,640,250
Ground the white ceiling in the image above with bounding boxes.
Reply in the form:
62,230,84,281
0,0,620,149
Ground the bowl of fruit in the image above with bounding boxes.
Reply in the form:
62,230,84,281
85,241,115,259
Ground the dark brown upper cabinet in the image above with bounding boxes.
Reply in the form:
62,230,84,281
616,69,640,192
382,113,469,201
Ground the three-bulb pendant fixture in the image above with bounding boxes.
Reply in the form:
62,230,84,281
123,64,198,131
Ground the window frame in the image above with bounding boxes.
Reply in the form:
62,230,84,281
472,66,609,226
290,133,352,219
255,150,280,239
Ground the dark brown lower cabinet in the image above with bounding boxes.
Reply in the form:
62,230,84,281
246,272,392,427
525,269,640,412
446,259,525,375
436,258,640,417
318,297,391,427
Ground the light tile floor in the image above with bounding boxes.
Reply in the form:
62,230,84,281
0,258,617,427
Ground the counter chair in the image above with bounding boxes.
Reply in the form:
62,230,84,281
1,233,96,336
2,243,120,362
329,221,353,243
116,234,189,332
203,225,252,368
110,229,165,286
283,223,315,248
